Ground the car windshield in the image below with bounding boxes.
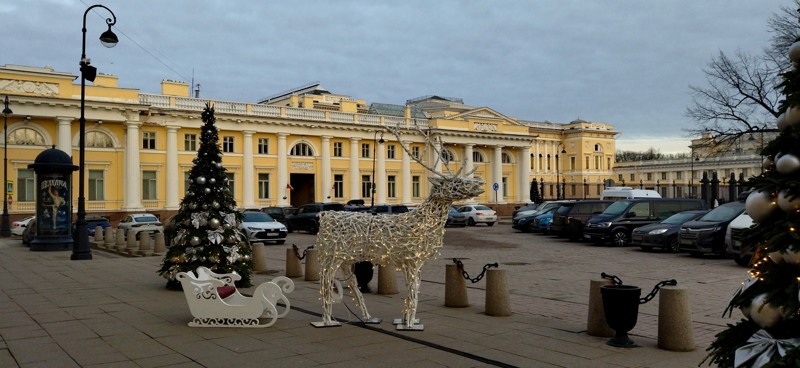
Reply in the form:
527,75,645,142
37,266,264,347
243,212,274,222
135,215,159,223
449,207,459,214
541,207,557,215
554,205,573,215
519,204,537,211
602,201,632,215
474,205,491,211
661,211,702,225
699,203,744,222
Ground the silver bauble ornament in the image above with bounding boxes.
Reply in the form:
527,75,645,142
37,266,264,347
196,176,207,185
202,204,209,209
776,153,800,174
218,153,223,157
209,178,217,185
786,105,800,126
208,218,221,229
226,235,237,244
750,293,783,328
763,156,775,171
777,112,790,131
189,236,201,246
789,41,800,63
187,191,194,197
212,201,220,209
215,162,222,169
745,190,776,223
183,219,191,226
204,188,212,194
223,223,232,230
777,189,800,213
189,203,197,210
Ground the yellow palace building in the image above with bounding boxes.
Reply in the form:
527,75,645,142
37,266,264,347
0,64,617,221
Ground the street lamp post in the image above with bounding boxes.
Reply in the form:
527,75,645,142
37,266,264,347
555,144,566,199
75,4,118,260
1,96,12,237
370,131,384,207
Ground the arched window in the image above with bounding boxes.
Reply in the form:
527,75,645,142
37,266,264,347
501,152,513,164
8,128,45,146
86,131,114,148
290,142,314,156
594,144,603,152
440,148,455,163
472,151,486,163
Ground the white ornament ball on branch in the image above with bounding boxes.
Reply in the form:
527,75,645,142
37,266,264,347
776,153,800,174
204,188,211,194
777,189,800,213
209,178,216,184
196,176,206,185
749,293,783,328
785,106,800,127
208,218,221,229
789,41,800,63
189,236,201,246
745,190,777,222
777,112,789,131
763,157,775,171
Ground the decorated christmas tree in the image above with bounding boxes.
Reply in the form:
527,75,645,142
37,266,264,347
157,104,252,290
705,39,800,367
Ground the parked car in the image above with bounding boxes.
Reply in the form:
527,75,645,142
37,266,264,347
117,213,164,240
534,212,555,234
512,203,538,219
368,204,409,215
446,206,467,227
631,210,708,252
11,216,35,236
239,211,287,245
457,204,497,226
257,206,297,227
679,201,746,256
725,212,755,266
600,187,662,200
512,200,572,219
512,206,557,233
549,200,613,240
583,198,707,246
73,216,112,238
286,202,346,234
21,218,36,246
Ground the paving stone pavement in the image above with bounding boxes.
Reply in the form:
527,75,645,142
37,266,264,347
0,223,749,367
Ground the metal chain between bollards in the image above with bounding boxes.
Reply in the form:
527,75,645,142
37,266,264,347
453,258,498,284
292,244,314,260
601,272,623,285
639,279,677,304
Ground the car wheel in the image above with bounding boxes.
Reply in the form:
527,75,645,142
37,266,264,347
734,255,750,266
612,230,629,247
487,222,494,227
310,221,320,235
275,240,286,245
667,236,681,253
467,218,476,226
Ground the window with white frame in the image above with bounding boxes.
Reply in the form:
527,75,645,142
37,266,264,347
333,174,344,198
88,170,104,201
226,173,235,198
258,173,270,199
17,169,35,201
9,128,45,146
184,134,197,151
387,145,396,159
361,143,371,158
290,142,313,156
411,146,420,160
441,149,455,163
257,138,269,154
333,142,343,157
473,151,486,163
362,175,372,198
222,136,234,153
142,131,156,149
142,171,157,200
387,175,396,198
87,131,114,148
412,175,420,198
501,152,512,164
502,177,508,196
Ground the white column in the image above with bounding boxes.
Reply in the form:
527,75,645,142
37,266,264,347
56,117,72,154
376,138,386,204
165,125,180,210
432,137,442,174
533,141,539,173
401,140,411,204
123,120,144,211
493,145,504,203
350,137,360,200
321,135,332,200
464,144,474,177
277,133,289,206
519,147,531,202
242,130,255,207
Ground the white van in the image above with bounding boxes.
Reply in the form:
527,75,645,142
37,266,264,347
725,212,754,266
599,187,662,200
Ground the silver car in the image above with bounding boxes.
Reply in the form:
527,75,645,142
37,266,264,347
239,211,287,245
117,213,164,240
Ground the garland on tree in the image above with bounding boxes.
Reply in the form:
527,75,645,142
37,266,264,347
157,104,253,290
705,36,800,368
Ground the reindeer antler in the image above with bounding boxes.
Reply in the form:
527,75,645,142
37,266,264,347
387,124,447,178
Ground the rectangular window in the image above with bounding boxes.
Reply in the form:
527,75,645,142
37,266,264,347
411,146,420,160
258,138,269,154
618,174,623,181
387,175,396,198
184,171,192,194
226,173,235,198
501,177,508,197
333,174,344,198
142,131,156,150
594,156,600,170
333,142,343,157
142,171,157,200
362,175,372,198
647,173,652,181
676,171,683,180
17,169,35,202
585,156,589,170
570,157,576,170
361,143,371,158
412,175,420,198
607,157,611,170
88,170,104,201
742,168,748,177
387,145,396,159
630,174,635,181
223,136,234,153
571,184,576,196
661,172,667,180
184,134,197,151
258,173,270,199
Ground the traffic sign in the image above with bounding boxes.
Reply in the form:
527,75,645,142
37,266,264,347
492,183,499,191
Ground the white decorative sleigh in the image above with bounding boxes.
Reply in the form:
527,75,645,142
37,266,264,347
176,266,294,328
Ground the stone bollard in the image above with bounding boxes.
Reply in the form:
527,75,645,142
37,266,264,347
304,248,320,281
94,226,104,242
485,268,511,316
116,229,127,251
445,263,469,307
153,233,166,255
138,233,153,256
377,263,398,295
104,227,115,246
658,285,695,351
252,242,269,273
587,279,615,337
126,229,138,254
286,248,303,278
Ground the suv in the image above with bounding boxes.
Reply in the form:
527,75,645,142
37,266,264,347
725,212,754,266
286,202,345,234
118,213,164,240
549,200,613,240
257,206,296,227
368,204,409,215
679,201,746,257
73,216,112,238
583,198,706,246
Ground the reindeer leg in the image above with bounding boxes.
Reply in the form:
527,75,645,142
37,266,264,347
342,263,379,323
396,264,423,330
311,258,343,328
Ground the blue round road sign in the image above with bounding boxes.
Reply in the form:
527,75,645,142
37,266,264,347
493,183,499,191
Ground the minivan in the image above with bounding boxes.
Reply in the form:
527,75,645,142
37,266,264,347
583,198,706,246
549,200,613,240
600,187,661,200
679,200,746,257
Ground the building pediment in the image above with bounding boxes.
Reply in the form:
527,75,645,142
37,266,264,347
432,107,527,135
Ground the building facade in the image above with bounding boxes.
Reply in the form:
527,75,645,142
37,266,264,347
0,64,617,221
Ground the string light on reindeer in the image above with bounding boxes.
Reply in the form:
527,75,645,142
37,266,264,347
312,124,485,330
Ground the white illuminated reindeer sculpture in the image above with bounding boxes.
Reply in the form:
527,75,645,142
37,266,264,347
313,125,485,330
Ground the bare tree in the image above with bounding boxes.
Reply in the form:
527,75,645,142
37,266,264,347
685,1,798,149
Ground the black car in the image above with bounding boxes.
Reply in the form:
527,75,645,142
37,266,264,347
549,200,613,240
679,201,746,257
446,206,467,227
368,204,409,215
286,202,346,234
631,210,708,252
21,218,36,246
257,206,297,227
512,206,557,233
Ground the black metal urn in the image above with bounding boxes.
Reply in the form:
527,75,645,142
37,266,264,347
600,284,641,348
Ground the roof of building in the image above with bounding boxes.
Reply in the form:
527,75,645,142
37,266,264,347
367,103,428,118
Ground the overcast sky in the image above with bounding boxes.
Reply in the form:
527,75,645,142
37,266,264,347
1,0,789,153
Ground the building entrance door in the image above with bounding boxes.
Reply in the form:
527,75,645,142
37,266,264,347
289,173,315,206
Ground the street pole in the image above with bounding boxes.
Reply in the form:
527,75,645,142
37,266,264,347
1,96,12,237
